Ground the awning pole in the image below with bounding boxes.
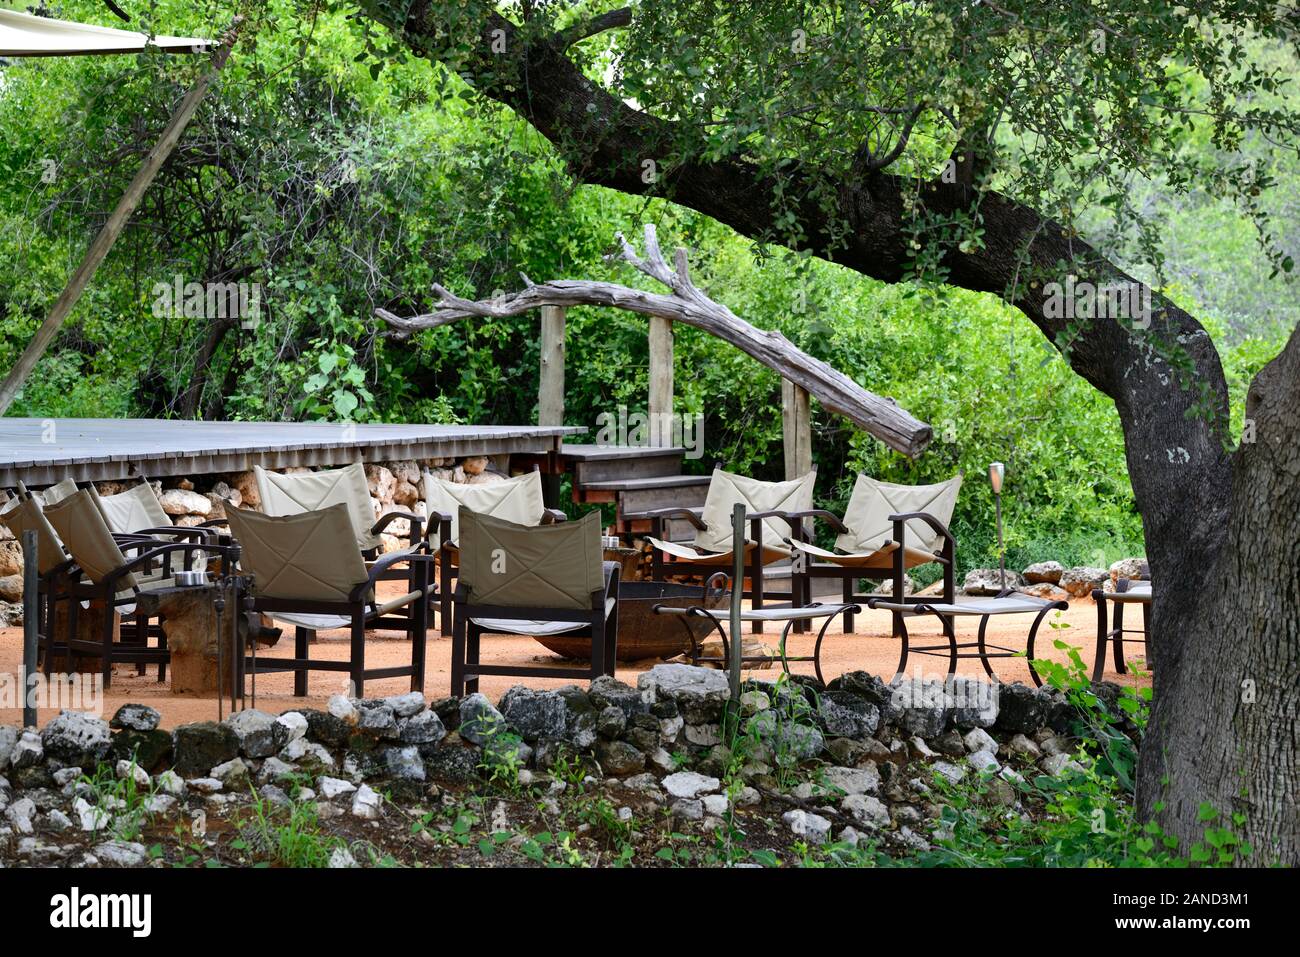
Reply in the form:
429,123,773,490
0,17,242,415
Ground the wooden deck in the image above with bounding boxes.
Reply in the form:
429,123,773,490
0,418,585,486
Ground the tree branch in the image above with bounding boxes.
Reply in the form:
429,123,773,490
378,224,934,457
555,6,632,49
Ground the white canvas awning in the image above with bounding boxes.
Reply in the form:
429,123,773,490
0,9,210,57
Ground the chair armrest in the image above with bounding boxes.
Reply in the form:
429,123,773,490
598,561,621,612
104,541,233,585
133,525,216,542
372,511,422,533
783,508,850,535
887,511,956,549
541,508,567,525
621,506,707,530
350,543,434,600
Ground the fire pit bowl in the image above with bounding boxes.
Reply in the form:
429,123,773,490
533,579,727,662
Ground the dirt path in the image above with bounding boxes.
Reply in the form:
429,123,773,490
0,596,1147,730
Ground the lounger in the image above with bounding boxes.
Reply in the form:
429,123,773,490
629,468,815,632
225,502,435,698
423,468,565,636
1,486,76,667
43,490,230,686
787,473,961,632
450,508,618,696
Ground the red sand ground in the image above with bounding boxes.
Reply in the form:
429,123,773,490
0,593,1149,729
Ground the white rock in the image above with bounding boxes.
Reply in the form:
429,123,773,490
5,797,36,834
275,711,309,743
1040,752,1085,776
661,771,720,800
327,694,359,724
145,794,177,815
931,760,966,784
115,760,150,787
73,797,111,832
967,749,1000,772
158,488,212,517
842,794,890,829
910,736,938,758
188,777,224,794
351,783,382,820
783,809,832,844
962,727,997,754
821,765,881,796
383,691,426,717
320,776,358,800
155,769,186,795
702,793,731,817
45,808,72,831
1008,733,1041,758
328,847,358,868
211,757,250,787
257,757,298,784
648,748,674,773
94,840,148,867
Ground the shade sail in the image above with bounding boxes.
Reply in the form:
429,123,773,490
0,9,211,57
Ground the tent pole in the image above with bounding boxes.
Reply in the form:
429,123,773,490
0,17,242,416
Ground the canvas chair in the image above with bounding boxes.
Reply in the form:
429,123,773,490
423,467,565,636
40,478,79,506
627,468,816,633
450,508,618,696
42,490,230,686
1,486,76,669
786,473,962,633
252,462,426,626
225,503,434,698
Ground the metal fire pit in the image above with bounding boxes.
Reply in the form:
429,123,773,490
533,578,728,662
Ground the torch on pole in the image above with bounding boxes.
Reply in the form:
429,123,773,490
21,529,38,729
989,462,1006,591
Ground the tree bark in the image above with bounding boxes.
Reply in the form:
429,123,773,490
364,0,1297,862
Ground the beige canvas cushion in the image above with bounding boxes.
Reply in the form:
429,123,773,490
458,507,602,610
254,463,380,552
1,495,67,575
694,468,815,556
835,474,962,555
226,503,369,603
41,478,78,506
92,482,171,535
44,490,135,588
422,470,545,548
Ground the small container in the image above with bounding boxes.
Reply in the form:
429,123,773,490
175,570,208,587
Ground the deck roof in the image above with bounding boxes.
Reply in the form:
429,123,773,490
0,418,585,487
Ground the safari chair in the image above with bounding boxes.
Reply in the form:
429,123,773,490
42,490,231,687
627,468,816,633
252,462,425,630
450,508,618,696
88,481,223,565
1,486,76,668
423,467,566,636
225,503,435,699
39,478,79,506
787,473,962,633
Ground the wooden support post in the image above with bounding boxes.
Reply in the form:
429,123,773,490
0,20,242,416
782,378,812,479
538,305,566,427
648,316,673,446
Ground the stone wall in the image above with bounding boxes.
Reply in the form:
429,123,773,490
0,665,1137,863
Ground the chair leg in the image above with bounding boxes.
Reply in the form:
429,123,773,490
350,614,366,700
750,550,764,634
411,582,428,693
439,551,454,637
591,619,606,683
450,605,467,697
1112,601,1127,672
605,606,619,675
156,615,168,684
465,623,481,696
842,576,855,634
101,601,114,690
1093,594,1109,682
294,627,309,697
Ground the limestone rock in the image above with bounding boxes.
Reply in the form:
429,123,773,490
110,704,161,733
223,709,288,759
1109,557,1148,587
1022,561,1064,584
458,693,508,746
783,809,832,844
172,722,240,778
637,664,728,723
1060,566,1108,597
661,771,720,800
963,567,1022,595
159,488,212,517
499,686,568,740
41,711,112,770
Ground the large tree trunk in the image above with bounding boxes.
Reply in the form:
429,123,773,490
362,1,1298,863
1136,325,1300,863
